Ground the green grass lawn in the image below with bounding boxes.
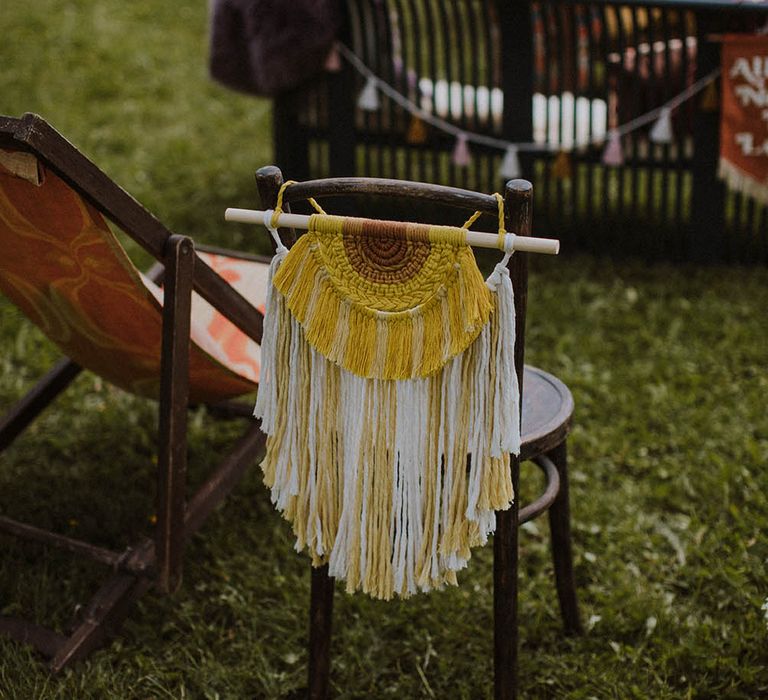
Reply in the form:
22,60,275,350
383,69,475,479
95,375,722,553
2,1,768,698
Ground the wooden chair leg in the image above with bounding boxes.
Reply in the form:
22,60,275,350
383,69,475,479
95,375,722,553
0,570,148,674
156,235,194,594
546,442,582,635
494,457,520,700
308,564,334,700
0,420,266,672
49,571,151,673
0,358,82,451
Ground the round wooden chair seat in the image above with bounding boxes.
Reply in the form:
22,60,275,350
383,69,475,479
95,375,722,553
521,365,573,462
517,365,574,525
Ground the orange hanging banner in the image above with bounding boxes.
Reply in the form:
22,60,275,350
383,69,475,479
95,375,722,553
719,34,768,205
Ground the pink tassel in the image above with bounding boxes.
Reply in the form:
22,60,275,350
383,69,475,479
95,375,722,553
602,131,624,166
406,69,419,101
324,46,342,73
650,107,673,144
452,133,472,167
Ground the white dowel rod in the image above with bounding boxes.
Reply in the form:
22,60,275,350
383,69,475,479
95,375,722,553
225,208,560,255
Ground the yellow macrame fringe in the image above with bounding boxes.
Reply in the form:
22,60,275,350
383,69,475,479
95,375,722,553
272,214,493,380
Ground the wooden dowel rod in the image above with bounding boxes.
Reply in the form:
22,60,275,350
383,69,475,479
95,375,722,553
225,208,560,255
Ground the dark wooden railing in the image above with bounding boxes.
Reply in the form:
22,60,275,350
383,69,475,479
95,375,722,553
273,1,768,263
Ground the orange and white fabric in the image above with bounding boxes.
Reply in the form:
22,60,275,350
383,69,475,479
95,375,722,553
141,252,268,385
0,148,267,403
719,34,768,205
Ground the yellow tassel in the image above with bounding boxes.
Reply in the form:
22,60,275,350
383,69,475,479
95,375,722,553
406,114,428,144
311,282,341,353
441,356,472,558
318,366,340,552
384,315,414,378
416,382,441,590
419,299,445,374
551,150,573,180
700,80,719,113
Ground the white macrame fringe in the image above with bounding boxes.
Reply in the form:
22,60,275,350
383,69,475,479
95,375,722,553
252,246,288,433
255,260,520,599
486,261,521,459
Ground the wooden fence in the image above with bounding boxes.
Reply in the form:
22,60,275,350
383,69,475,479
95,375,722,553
273,1,768,263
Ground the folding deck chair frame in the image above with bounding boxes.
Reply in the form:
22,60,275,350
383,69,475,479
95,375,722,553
0,113,270,671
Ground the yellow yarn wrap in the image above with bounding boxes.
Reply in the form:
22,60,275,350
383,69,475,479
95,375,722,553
271,213,493,380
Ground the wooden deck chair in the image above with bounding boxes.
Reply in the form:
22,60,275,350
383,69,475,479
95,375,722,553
0,113,270,671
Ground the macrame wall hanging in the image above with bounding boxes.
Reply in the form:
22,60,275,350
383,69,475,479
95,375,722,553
253,183,521,600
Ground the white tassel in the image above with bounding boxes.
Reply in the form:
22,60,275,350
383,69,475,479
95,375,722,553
400,378,430,593
391,393,407,592
476,510,496,544
285,316,303,501
253,247,288,432
650,107,673,144
487,262,521,457
439,358,461,573
306,348,326,556
393,380,421,594
498,145,521,180
357,77,380,111
328,370,365,580
358,383,373,583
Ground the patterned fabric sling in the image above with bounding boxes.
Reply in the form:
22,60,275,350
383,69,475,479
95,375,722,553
254,183,520,599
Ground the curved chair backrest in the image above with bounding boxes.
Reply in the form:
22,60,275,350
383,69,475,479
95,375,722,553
0,114,261,403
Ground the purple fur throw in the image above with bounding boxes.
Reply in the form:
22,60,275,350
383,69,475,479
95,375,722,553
209,0,341,96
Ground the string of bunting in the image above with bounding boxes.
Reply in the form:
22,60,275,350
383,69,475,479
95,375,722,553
331,42,721,179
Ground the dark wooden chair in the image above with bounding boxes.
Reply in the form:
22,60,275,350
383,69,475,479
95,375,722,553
0,114,272,671
255,165,582,700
